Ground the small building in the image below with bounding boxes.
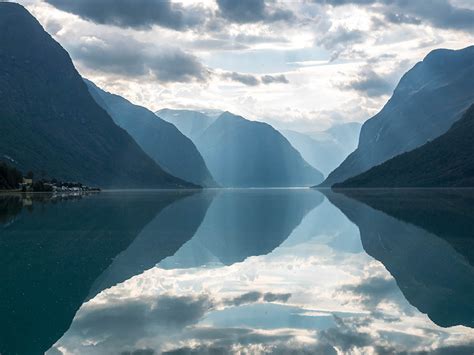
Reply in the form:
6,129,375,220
23,178,33,185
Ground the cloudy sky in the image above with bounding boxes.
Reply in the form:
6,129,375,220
15,0,474,132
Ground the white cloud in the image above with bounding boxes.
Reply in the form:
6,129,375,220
17,0,474,132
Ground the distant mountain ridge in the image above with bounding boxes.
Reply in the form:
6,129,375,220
322,45,474,186
335,104,474,188
157,108,215,141
86,81,216,187
281,122,361,176
195,112,324,187
0,3,193,188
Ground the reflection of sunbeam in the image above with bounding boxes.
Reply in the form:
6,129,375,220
160,189,324,269
278,197,362,254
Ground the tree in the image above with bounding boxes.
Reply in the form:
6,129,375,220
0,162,23,190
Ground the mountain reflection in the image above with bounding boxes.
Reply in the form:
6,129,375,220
0,195,23,225
160,189,323,269
88,192,215,299
325,189,474,328
0,192,193,355
47,190,474,354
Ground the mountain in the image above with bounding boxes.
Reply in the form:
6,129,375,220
86,81,216,187
322,45,474,186
324,122,362,148
281,122,361,176
0,3,192,188
194,112,324,187
156,108,215,141
335,104,474,187
325,189,474,328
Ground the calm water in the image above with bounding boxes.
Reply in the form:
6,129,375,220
1,189,474,354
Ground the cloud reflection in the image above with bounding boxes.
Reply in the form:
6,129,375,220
49,191,474,354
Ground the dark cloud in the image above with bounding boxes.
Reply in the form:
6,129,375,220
45,0,208,31
163,345,229,355
222,72,290,86
384,12,422,25
393,0,474,31
216,0,294,24
263,292,291,302
319,327,373,352
149,50,209,83
222,72,260,86
319,315,374,352
71,31,288,86
341,67,393,97
318,26,365,49
69,35,208,83
262,74,290,85
73,294,213,340
320,0,378,4
321,0,474,32
340,276,399,307
217,0,265,23
58,294,214,353
153,295,214,327
316,26,367,61
223,291,292,306
225,291,262,306
121,350,155,355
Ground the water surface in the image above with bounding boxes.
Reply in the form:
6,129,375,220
1,189,473,354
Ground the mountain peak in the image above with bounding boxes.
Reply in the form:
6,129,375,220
0,4,193,188
322,45,474,187
0,1,27,13
423,45,474,64
195,112,324,187
217,111,247,122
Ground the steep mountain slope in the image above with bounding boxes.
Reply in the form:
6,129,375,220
322,45,474,186
157,108,215,141
86,81,216,187
281,122,361,176
335,104,474,187
0,3,192,188
195,112,324,187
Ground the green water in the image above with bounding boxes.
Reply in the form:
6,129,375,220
0,189,473,354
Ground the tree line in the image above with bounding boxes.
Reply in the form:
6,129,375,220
0,162,23,190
